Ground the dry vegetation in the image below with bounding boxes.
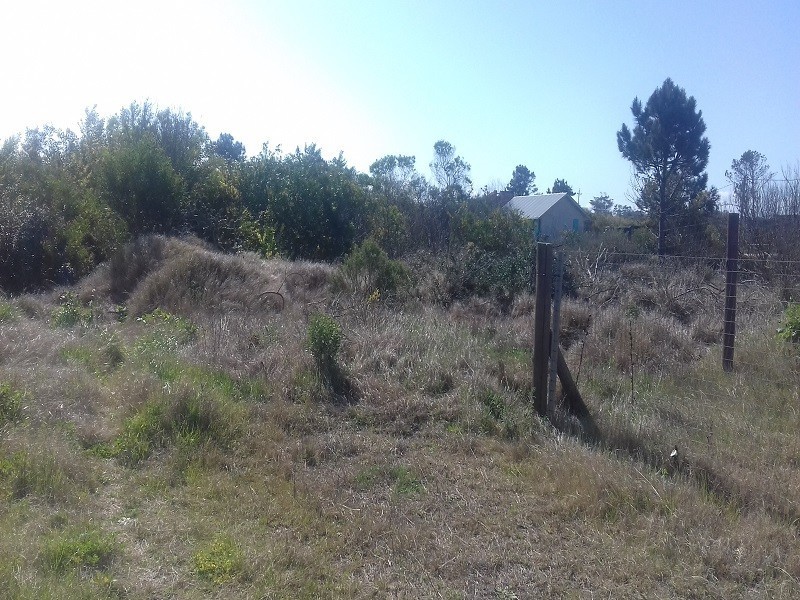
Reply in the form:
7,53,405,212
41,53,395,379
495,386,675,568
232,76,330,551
1,235,799,599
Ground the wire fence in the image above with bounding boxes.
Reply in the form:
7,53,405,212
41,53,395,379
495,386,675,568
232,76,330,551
555,240,800,414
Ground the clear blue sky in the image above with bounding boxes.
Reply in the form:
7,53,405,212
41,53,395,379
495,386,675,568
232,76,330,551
2,0,798,207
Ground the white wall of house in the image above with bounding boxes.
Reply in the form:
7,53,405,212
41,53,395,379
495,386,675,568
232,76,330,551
537,198,586,240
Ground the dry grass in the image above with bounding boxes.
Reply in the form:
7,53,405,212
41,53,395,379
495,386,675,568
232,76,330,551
1,237,799,598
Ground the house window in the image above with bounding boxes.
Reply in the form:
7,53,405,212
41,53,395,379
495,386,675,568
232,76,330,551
572,218,579,232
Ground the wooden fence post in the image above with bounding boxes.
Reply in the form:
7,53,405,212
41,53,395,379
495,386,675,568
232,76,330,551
723,212,739,372
547,252,564,414
533,243,553,416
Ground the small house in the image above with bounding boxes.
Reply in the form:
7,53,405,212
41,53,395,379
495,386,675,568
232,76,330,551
503,192,587,240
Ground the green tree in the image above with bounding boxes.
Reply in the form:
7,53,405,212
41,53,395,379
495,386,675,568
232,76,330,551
213,133,246,163
590,194,614,214
726,150,772,222
505,165,536,196
430,140,471,194
99,136,184,236
617,78,712,255
549,179,574,194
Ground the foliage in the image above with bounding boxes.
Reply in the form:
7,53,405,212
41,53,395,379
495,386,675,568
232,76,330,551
777,303,800,343
99,135,184,236
726,150,772,222
51,292,93,328
0,383,24,426
430,140,471,194
617,78,713,254
506,165,537,196
590,194,614,214
41,529,117,572
550,178,574,194
112,386,242,466
447,205,535,308
340,239,409,299
307,313,342,374
193,536,245,583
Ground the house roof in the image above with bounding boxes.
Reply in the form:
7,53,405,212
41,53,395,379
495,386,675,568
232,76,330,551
504,193,586,219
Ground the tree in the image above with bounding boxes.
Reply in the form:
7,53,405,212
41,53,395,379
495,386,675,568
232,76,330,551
725,150,772,221
505,165,537,196
213,133,246,163
590,194,614,214
617,78,712,255
550,178,573,194
429,140,471,194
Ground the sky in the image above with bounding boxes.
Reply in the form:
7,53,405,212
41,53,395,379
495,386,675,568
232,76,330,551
1,0,798,208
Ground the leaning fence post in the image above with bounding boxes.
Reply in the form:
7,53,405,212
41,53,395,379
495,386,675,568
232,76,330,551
723,213,739,372
533,243,553,416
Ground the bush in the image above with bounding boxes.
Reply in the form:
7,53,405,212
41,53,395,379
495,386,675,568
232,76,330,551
307,313,342,374
51,292,93,328
777,303,800,343
340,239,409,299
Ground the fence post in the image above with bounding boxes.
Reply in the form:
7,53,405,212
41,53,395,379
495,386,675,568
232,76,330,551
723,212,739,372
533,243,553,416
547,252,564,414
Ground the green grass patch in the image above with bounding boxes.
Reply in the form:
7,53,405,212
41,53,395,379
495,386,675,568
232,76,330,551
51,292,94,328
41,528,117,573
0,382,24,425
193,536,245,584
0,299,18,323
111,385,245,467
354,464,424,496
0,450,72,502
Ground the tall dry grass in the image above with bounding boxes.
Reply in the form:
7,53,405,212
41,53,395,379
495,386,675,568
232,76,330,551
0,236,798,598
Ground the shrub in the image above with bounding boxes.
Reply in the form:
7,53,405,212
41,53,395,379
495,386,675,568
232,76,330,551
777,303,800,343
0,383,24,425
51,292,93,328
340,239,409,299
307,313,342,374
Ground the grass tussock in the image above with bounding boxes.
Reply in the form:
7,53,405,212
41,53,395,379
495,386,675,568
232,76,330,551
0,235,799,598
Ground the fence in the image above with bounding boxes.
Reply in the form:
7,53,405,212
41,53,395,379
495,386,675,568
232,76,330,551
533,212,800,422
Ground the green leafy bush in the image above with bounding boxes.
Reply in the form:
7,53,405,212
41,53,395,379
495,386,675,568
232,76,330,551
777,303,800,343
340,239,409,299
307,313,342,373
51,292,93,328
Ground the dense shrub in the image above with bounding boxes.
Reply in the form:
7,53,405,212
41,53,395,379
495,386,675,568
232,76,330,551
340,239,409,299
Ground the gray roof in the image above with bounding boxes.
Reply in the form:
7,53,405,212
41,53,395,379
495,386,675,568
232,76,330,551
504,193,585,219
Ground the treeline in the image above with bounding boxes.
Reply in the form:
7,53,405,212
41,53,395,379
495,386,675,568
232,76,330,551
0,102,537,299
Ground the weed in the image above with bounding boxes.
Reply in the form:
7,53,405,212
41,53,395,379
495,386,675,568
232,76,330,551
777,303,800,343
0,382,24,425
0,299,17,322
480,388,505,421
41,528,117,572
193,536,244,584
390,466,424,495
51,292,94,328
307,313,342,372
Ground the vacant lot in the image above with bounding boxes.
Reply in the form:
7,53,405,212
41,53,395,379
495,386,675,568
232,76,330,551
1,236,798,599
